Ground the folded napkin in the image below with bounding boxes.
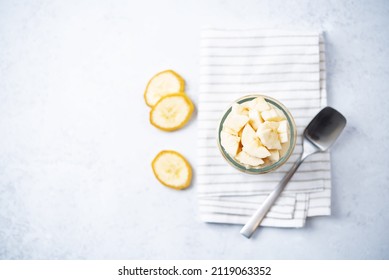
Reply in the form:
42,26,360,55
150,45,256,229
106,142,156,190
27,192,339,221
197,29,330,228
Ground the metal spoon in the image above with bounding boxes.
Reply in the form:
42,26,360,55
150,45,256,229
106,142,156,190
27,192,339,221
240,107,347,238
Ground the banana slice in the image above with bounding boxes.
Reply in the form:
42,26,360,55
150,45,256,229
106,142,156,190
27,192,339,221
152,150,192,190
150,94,194,131
144,70,185,107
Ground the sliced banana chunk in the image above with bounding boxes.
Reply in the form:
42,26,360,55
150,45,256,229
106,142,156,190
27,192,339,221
277,120,288,133
279,132,289,143
264,121,280,131
144,70,185,107
248,96,271,112
220,131,240,157
256,123,282,150
150,94,194,131
235,151,264,166
223,113,249,134
231,103,249,116
152,150,192,190
241,124,258,147
261,108,284,122
242,143,271,159
268,150,280,162
223,127,239,136
248,108,263,130
240,124,271,158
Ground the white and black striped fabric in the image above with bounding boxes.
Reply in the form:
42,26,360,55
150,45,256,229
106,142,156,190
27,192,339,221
197,29,330,228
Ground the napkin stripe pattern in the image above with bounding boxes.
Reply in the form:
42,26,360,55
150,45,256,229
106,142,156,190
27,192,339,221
197,29,330,227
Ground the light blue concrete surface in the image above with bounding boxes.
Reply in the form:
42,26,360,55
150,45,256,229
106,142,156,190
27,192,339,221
0,0,388,259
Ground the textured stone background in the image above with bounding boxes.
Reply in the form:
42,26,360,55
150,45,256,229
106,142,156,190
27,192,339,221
0,0,388,259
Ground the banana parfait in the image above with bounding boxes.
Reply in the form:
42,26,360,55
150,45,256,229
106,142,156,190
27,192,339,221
217,95,296,174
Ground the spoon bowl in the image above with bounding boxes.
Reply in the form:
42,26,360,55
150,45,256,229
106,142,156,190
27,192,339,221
304,107,347,152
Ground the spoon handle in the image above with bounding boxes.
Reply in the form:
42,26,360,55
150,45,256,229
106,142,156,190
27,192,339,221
240,157,305,238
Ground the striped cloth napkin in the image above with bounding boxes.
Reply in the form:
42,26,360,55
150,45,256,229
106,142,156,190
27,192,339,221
197,29,330,228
